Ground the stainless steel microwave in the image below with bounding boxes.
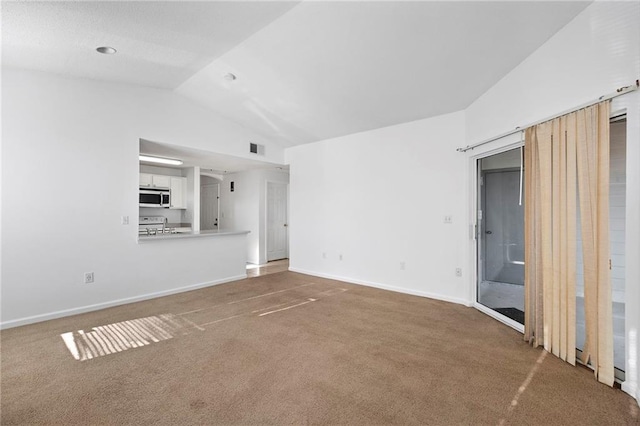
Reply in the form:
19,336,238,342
139,188,170,208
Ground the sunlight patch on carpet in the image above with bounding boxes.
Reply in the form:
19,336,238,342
498,350,548,425
258,298,316,317
226,283,316,305
61,285,350,360
195,288,349,328
61,314,199,361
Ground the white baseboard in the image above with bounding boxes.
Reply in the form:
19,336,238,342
0,274,248,330
289,267,473,307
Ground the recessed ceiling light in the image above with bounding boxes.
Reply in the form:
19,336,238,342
96,46,117,55
139,155,183,166
224,73,237,81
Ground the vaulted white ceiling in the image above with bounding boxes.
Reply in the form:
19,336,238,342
1,1,300,89
2,1,590,148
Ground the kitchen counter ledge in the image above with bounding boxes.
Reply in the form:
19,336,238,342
138,229,250,242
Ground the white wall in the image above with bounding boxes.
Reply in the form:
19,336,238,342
185,167,201,232
464,1,640,401
285,111,468,305
139,164,183,177
1,68,284,327
219,168,289,264
220,170,259,262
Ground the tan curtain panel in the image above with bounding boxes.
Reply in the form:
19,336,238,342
524,101,613,386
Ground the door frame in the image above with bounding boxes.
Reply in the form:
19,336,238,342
466,134,525,333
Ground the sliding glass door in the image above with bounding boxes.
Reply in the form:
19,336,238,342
477,148,525,325
575,116,627,380
475,120,625,380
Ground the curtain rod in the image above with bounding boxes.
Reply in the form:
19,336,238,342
456,79,640,153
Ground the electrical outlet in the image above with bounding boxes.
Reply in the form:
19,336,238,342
444,215,453,224
121,215,129,225
455,267,462,277
322,252,327,259
400,261,406,270
84,272,94,284
339,254,343,261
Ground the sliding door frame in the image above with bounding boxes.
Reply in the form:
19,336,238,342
466,134,524,333
464,98,639,399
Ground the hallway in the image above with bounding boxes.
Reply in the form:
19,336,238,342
246,259,289,278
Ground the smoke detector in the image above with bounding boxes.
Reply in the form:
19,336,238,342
96,46,117,55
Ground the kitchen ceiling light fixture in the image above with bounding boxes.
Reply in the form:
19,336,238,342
96,46,117,54
223,73,237,81
139,155,183,166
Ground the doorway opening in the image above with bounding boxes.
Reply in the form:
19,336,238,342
247,259,289,278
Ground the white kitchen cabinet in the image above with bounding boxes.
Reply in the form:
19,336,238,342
152,174,171,189
139,173,171,189
139,173,152,187
170,176,187,209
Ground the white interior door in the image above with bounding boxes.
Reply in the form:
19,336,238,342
267,182,288,261
200,184,219,230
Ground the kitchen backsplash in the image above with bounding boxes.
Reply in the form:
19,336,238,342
139,207,182,223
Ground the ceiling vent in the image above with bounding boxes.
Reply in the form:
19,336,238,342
249,142,265,155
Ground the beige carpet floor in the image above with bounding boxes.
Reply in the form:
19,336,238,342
1,271,638,425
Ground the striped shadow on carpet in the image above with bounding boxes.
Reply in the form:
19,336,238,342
60,314,201,361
